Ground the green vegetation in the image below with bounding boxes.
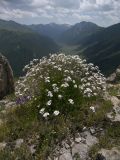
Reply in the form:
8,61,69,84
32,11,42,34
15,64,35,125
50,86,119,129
0,29,59,76
76,23,120,75
0,19,59,76
0,97,113,159
108,85,120,96
0,144,33,160
88,84,120,159
59,22,120,76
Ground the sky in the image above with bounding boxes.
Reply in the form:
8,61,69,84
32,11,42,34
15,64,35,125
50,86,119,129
0,0,120,26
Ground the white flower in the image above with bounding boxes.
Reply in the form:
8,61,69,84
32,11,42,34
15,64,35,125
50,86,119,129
84,88,92,94
74,84,77,88
58,67,62,71
46,100,52,106
53,66,58,69
52,84,57,87
86,82,90,86
61,82,69,88
68,99,74,104
47,91,53,97
103,87,106,91
58,95,63,99
85,72,89,76
53,87,59,92
33,59,38,63
37,105,40,108
43,112,50,118
79,85,84,90
39,108,45,114
64,70,69,73
90,106,95,112
65,76,72,82
73,80,76,84
70,70,74,74
36,68,39,72
51,62,55,65
45,77,50,83
52,84,59,92
97,87,101,90
53,110,60,116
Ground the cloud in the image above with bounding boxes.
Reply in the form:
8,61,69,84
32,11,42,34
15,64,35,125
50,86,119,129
0,0,120,26
30,0,51,7
52,0,80,9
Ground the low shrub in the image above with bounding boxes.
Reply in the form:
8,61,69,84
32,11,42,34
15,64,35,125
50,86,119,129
15,53,106,119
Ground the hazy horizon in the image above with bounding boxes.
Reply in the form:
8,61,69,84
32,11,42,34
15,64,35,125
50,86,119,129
0,17,120,28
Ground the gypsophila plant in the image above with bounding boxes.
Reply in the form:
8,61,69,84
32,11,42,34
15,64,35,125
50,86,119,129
15,53,106,119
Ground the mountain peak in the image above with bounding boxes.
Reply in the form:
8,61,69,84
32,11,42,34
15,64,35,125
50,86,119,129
0,18,32,32
74,21,98,28
59,21,103,44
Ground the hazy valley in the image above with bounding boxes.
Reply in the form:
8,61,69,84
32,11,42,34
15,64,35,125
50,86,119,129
0,19,120,76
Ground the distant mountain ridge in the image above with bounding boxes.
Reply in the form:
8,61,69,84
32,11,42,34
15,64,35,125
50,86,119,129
58,21,104,44
28,23,71,41
1,19,120,76
0,19,59,76
0,19,32,32
76,23,120,75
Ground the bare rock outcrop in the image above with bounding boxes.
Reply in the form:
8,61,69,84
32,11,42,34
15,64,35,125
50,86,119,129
107,96,120,122
107,65,120,83
97,147,120,160
0,53,14,99
48,131,98,160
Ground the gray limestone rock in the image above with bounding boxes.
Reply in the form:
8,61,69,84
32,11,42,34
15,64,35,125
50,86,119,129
97,147,120,160
0,53,14,99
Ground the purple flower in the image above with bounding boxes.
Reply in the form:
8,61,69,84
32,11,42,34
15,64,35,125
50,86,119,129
16,95,31,105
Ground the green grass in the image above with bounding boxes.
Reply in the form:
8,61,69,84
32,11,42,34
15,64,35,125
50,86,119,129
108,85,120,96
0,144,33,160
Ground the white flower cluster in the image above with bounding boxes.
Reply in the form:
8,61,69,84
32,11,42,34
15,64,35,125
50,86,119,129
39,107,59,118
15,53,106,118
